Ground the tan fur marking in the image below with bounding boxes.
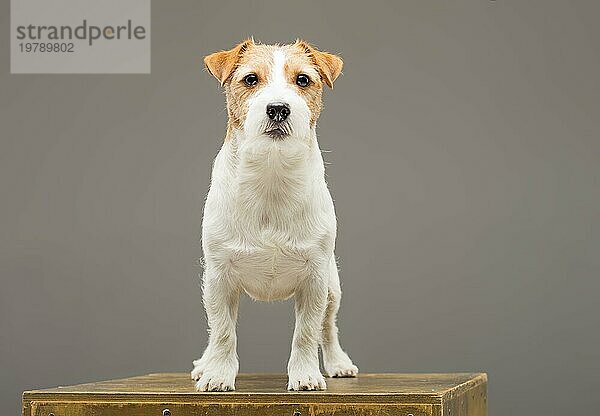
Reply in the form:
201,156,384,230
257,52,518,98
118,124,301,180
224,44,274,132
295,40,343,88
283,43,324,126
204,39,253,86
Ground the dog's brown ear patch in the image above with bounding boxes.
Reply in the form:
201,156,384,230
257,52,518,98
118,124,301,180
204,39,254,86
296,40,343,89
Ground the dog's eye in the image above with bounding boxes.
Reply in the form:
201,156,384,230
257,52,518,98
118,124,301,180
296,74,310,87
244,73,258,87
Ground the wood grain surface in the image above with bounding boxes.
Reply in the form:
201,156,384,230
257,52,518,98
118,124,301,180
23,373,487,416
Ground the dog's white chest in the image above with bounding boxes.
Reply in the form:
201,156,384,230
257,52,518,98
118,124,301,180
214,213,334,302
202,138,336,301
225,242,315,301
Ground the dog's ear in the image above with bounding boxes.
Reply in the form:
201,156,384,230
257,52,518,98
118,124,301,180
204,38,254,86
296,40,343,89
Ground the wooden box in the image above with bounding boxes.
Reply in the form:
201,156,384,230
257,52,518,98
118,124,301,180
23,373,487,416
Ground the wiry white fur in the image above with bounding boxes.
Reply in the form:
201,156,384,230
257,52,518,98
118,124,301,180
192,48,357,392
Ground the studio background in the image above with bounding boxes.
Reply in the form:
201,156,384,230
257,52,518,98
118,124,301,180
1,1,599,414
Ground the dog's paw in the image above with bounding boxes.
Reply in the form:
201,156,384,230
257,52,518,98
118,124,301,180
287,369,327,391
324,351,359,378
325,361,358,378
195,368,236,392
191,364,204,381
191,356,208,381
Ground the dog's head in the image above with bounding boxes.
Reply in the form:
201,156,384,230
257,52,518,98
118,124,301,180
204,39,343,141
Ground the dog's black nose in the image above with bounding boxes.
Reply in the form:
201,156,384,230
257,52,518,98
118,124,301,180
266,102,290,122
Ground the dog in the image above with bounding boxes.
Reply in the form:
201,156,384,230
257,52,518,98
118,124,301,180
191,39,358,392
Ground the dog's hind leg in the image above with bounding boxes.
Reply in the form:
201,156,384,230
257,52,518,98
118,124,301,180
191,262,240,391
320,255,359,378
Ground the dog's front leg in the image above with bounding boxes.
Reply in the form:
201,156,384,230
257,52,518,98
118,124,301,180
287,270,328,391
191,263,240,391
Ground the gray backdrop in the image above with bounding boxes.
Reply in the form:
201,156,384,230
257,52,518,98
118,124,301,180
1,1,599,414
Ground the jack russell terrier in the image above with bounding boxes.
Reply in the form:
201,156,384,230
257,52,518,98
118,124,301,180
191,39,358,392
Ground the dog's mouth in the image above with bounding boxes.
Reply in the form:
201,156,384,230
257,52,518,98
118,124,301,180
264,122,291,140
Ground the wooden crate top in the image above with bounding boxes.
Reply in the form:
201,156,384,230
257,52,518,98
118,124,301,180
23,373,487,405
